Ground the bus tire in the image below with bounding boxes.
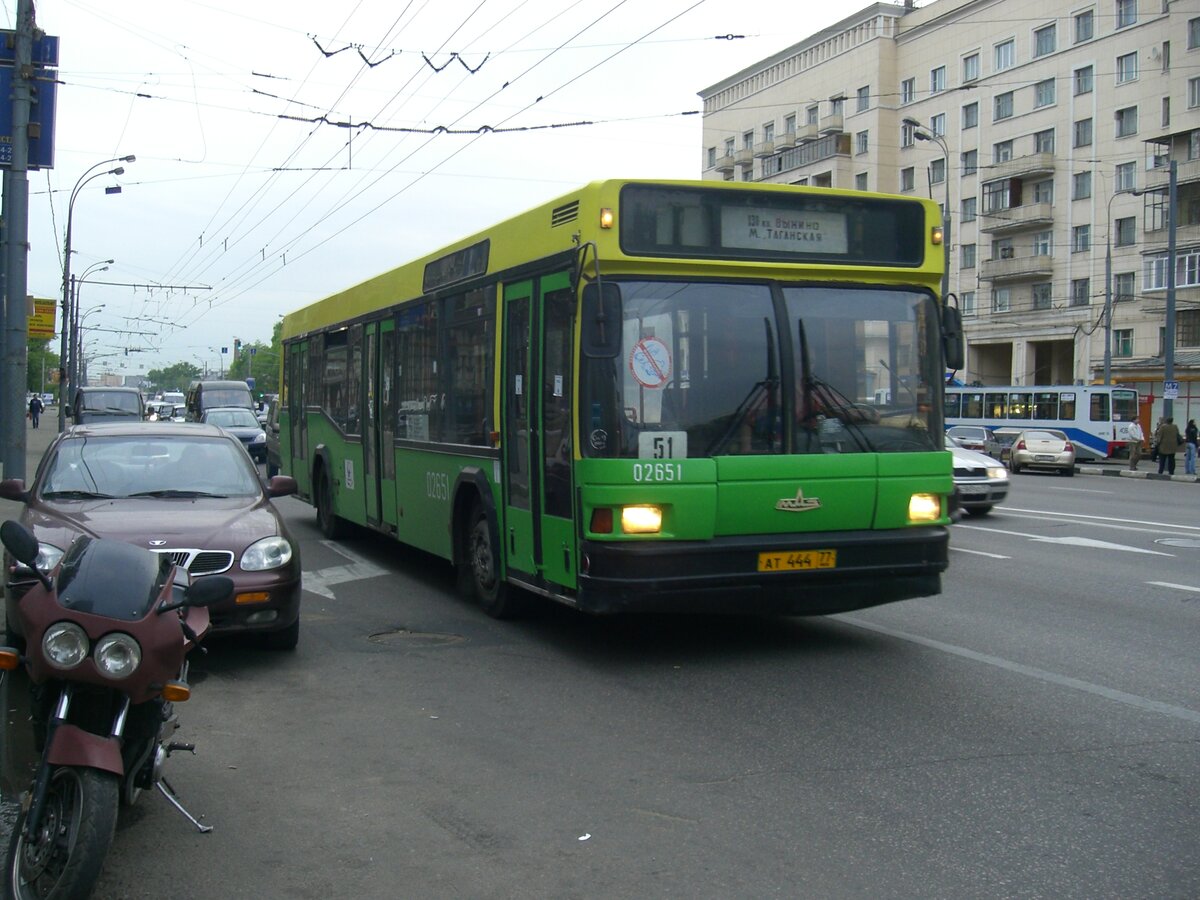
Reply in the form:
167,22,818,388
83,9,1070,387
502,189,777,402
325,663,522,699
315,468,347,540
462,503,527,619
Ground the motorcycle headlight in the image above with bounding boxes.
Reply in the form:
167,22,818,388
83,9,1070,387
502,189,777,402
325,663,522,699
43,622,89,669
94,633,141,679
240,536,293,571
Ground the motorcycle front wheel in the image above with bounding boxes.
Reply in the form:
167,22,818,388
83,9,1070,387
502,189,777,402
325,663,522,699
5,766,119,900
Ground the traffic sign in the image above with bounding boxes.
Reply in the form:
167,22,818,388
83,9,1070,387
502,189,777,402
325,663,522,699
1163,380,1179,400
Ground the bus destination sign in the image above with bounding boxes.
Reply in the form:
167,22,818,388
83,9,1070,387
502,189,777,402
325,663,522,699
721,208,848,255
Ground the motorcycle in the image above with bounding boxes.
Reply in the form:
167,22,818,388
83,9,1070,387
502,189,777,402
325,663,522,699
0,520,231,899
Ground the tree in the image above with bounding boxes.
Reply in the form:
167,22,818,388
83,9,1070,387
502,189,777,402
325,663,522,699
27,338,59,399
145,362,202,394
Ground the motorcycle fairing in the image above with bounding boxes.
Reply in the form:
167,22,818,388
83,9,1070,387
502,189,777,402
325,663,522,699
45,723,124,775
57,536,170,621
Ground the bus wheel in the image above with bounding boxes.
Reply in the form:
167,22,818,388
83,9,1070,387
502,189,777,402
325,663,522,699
462,503,527,619
316,468,347,539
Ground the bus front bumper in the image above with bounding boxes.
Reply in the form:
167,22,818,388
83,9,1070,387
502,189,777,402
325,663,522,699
576,527,949,616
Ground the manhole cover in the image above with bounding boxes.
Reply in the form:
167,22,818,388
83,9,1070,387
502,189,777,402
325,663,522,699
368,627,464,647
1155,538,1200,549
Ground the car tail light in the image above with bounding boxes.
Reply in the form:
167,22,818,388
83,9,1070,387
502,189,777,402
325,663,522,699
1064,441,1074,452
1015,440,1026,451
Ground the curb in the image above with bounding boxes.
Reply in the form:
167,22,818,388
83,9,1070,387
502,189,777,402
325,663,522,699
1076,465,1200,483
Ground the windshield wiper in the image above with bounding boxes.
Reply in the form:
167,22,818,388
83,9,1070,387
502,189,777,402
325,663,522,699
796,318,875,453
705,318,780,456
127,489,227,498
42,489,114,499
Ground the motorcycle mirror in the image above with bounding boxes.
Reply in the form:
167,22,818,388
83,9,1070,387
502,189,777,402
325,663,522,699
184,575,235,609
0,520,40,567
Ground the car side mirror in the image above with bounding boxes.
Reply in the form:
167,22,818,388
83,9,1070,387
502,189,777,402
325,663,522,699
266,475,298,498
0,479,30,503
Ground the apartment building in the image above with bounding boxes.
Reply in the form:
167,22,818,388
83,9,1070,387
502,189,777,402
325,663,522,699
699,0,1199,420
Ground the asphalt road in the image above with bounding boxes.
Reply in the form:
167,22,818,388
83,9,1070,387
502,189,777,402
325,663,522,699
1,428,1198,898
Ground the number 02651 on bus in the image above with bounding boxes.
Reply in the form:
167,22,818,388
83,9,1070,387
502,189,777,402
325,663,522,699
757,550,837,572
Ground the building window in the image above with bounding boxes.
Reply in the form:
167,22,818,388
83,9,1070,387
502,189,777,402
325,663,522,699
1034,24,1056,57
1075,9,1094,43
1189,77,1200,110
856,85,870,112
1114,216,1136,247
1033,180,1054,204
1192,130,1200,161
961,149,978,176
855,172,868,191
993,140,1014,163
1032,231,1053,256
1032,283,1053,309
706,147,716,168
901,78,916,104
1114,271,1135,302
806,105,818,125
930,66,946,94
1074,66,1094,95
1114,329,1133,357
1074,118,1094,148
931,158,946,184
1070,278,1091,306
1189,17,1200,50
930,113,946,137
901,123,915,148
963,53,980,82
1163,97,1171,127
724,138,735,156
1116,51,1138,84
962,196,977,222
1115,161,1136,192
1115,106,1138,137
961,243,977,268
829,96,844,116
992,288,1012,313
1073,171,1092,200
1034,129,1055,154
855,130,869,155
743,131,754,150
962,102,979,129
994,92,1014,121
900,167,915,192
1072,224,1091,252
961,291,976,315
763,122,775,142
784,113,796,135
983,179,1015,212
1116,0,1136,29
1034,80,1056,109
1180,310,1200,346
995,39,1015,71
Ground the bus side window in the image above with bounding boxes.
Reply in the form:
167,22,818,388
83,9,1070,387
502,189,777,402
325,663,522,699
945,392,960,418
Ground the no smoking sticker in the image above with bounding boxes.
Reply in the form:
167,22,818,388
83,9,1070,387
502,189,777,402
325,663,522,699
629,338,671,389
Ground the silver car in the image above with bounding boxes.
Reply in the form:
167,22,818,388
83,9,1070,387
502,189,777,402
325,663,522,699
947,436,1009,517
1009,429,1076,476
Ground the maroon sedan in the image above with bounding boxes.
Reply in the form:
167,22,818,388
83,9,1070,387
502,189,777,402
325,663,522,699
1,422,302,650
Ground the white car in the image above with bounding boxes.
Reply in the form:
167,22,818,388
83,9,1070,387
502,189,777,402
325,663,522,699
947,435,1009,518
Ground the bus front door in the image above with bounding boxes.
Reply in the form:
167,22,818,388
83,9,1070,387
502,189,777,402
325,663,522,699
501,272,577,591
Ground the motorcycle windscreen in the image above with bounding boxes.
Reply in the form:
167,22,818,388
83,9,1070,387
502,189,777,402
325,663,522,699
56,536,173,620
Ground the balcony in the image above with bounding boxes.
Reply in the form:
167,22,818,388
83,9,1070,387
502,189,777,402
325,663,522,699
795,122,819,143
714,154,736,174
735,149,754,168
977,202,1055,235
753,140,775,159
1144,157,1200,189
979,253,1055,282
774,131,797,150
819,112,844,135
980,152,1056,182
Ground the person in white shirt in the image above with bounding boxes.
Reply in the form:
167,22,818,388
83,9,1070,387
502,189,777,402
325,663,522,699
1127,420,1145,471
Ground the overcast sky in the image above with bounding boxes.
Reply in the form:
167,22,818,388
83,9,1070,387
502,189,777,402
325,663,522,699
7,0,872,378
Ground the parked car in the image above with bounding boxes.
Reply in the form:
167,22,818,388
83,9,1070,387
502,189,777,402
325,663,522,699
0,422,302,649
201,406,268,463
989,426,1023,464
68,385,145,423
946,425,996,455
946,435,1009,517
1009,428,1076,476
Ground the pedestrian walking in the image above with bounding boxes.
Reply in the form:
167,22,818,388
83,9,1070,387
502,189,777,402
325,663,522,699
1185,418,1199,476
1127,419,1145,471
1154,416,1183,476
27,394,43,429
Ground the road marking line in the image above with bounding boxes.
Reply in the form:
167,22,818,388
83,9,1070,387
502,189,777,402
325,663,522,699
838,616,1200,726
1147,581,1200,593
950,547,1011,559
1001,507,1200,532
303,541,389,599
955,524,1173,555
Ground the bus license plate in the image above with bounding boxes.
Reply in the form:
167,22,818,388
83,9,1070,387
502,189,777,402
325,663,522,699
757,550,836,572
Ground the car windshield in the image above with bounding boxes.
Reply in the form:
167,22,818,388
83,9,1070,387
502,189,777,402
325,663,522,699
40,435,261,499
206,408,260,428
80,391,140,414
580,280,942,458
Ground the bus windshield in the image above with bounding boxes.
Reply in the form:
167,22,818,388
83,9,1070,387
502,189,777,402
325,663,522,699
581,280,941,458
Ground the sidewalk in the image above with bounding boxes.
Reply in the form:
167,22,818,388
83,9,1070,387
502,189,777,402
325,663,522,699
1076,460,1200,484
0,414,58,520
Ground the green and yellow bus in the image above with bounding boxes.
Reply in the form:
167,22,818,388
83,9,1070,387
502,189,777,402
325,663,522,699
279,179,962,617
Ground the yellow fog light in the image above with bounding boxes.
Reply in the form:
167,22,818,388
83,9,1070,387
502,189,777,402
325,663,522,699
931,225,944,245
235,591,271,605
908,493,941,523
621,505,662,534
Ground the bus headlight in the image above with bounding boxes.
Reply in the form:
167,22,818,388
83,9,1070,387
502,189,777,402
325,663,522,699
94,633,141,679
908,493,941,523
621,505,662,534
43,622,89,669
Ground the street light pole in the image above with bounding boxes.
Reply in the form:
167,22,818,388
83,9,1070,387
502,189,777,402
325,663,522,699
903,117,951,303
1102,188,1124,386
58,156,134,430
71,262,111,393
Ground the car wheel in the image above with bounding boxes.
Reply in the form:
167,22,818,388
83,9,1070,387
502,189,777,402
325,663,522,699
1063,466,1075,477
1010,461,1021,474
964,506,992,517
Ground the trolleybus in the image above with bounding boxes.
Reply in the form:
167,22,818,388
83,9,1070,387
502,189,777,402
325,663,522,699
944,384,1140,460
278,180,963,617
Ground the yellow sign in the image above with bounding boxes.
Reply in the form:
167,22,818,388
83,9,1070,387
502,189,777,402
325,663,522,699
28,298,56,339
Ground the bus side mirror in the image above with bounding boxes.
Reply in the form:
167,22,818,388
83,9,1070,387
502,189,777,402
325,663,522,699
581,282,622,358
942,305,964,371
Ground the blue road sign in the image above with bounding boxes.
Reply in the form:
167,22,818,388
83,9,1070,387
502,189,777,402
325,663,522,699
0,64,58,168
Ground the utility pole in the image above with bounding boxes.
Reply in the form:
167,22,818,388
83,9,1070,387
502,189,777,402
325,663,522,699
1,0,35,480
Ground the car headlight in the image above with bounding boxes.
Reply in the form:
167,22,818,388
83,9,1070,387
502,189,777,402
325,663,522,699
43,621,89,669
94,633,141,679
986,467,1007,479
251,432,266,445
240,536,293,571
35,542,65,572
